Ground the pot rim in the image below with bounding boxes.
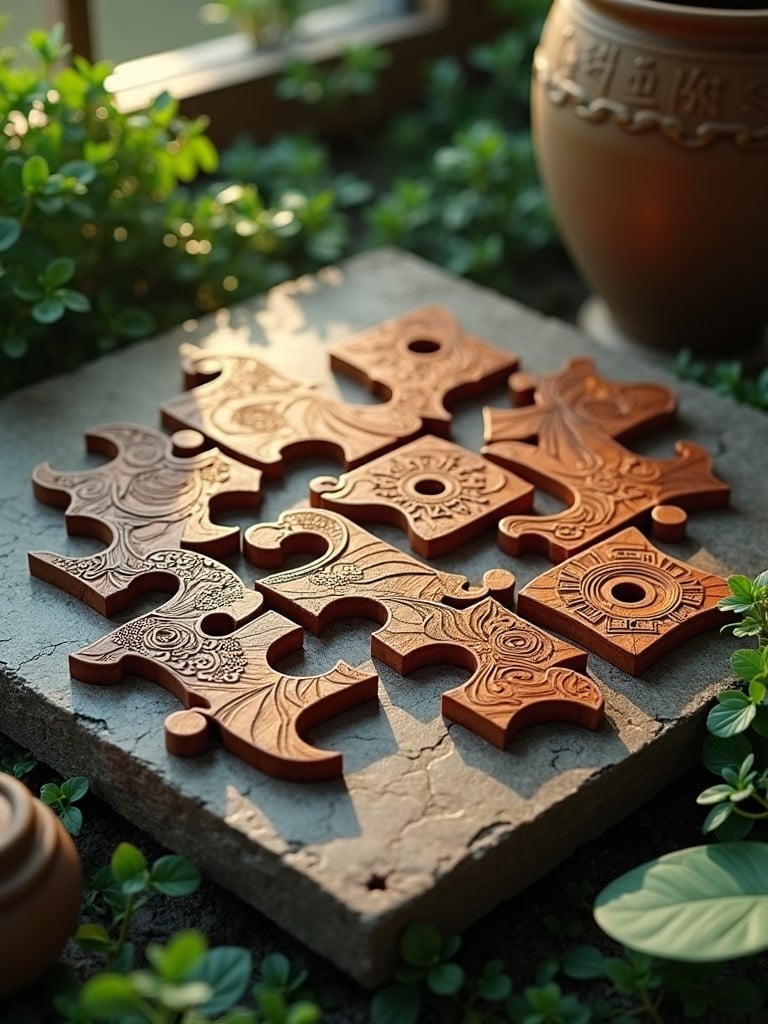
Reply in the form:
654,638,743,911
588,0,768,29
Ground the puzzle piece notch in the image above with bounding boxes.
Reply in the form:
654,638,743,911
308,434,534,558
246,509,604,747
70,549,377,781
517,526,730,675
162,344,424,479
29,424,262,615
483,359,729,563
329,305,519,434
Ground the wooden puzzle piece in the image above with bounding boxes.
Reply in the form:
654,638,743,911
29,425,262,615
483,360,729,562
309,435,534,558
161,345,424,478
502,357,678,443
245,510,603,747
69,550,377,781
517,527,730,675
328,305,519,434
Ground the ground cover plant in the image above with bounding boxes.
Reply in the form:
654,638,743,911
3,572,768,1022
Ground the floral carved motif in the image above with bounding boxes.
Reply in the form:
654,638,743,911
29,425,263,615
70,550,377,781
483,358,730,562
309,434,533,557
245,510,604,747
517,527,730,674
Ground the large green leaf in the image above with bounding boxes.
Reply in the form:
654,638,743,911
594,843,768,961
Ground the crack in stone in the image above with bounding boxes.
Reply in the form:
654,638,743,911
16,639,77,673
466,820,513,849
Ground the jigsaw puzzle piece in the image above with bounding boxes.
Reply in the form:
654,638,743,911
328,305,519,433
70,550,377,781
246,510,603,746
161,345,423,478
517,527,730,675
309,434,533,558
29,425,262,615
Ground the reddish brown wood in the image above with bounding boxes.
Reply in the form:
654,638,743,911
245,509,604,747
517,527,730,675
309,435,533,557
484,358,729,562
329,306,519,434
161,344,423,478
651,505,688,542
29,425,262,615
69,550,377,781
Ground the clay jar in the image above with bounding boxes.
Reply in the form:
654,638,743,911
531,0,768,353
0,774,82,995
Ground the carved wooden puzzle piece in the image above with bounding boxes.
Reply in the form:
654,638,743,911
245,510,604,747
309,435,534,558
328,305,519,434
69,550,378,781
29,425,263,615
161,344,424,478
517,527,730,675
483,358,730,562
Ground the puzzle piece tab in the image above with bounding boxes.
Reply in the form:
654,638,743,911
517,527,730,674
161,344,423,478
245,510,603,747
70,550,377,781
483,359,730,562
29,425,263,615
329,305,519,433
309,435,533,557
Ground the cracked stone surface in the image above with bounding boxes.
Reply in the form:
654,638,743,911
1,249,767,985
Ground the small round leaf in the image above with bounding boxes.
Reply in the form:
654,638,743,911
0,217,21,253
707,701,756,738
427,962,464,996
194,946,252,1015
150,854,201,896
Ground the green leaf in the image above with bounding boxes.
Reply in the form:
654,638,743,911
732,648,766,683
114,306,155,339
13,279,44,302
560,945,607,980
707,700,756,737
0,217,21,253
702,802,733,833
370,983,421,1024
260,951,291,988
477,970,512,1001
59,805,83,836
702,733,752,777
22,154,50,190
76,923,114,952
400,923,443,966
111,842,149,893
32,297,65,324
696,783,734,805
194,946,252,1015
286,1002,321,1024
60,159,97,184
43,256,75,288
150,854,201,896
60,289,91,313
79,973,139,1017
427,961,464,996
714,811,754,841
726,575,755,604
60,775,89,802
147,931,206,983
40,781,62,805
594,843,768,961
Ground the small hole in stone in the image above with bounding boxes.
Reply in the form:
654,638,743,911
408,338,441,354
414,478,446,496
366,874,388,891
611,581,646,604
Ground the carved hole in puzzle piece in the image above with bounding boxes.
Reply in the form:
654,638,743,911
407,338,442,354
517,526,730,676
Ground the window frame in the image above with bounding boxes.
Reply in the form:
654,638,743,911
54,0,510,144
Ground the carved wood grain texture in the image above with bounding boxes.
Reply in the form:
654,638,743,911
69,549,377,781
309,434,534,557
29,425,263,615
245,509,604,747
483,358,730,562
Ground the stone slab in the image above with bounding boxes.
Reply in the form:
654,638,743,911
1,248,766,985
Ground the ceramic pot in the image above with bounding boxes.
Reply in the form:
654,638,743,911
531,0,768,353
0,774,82,995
